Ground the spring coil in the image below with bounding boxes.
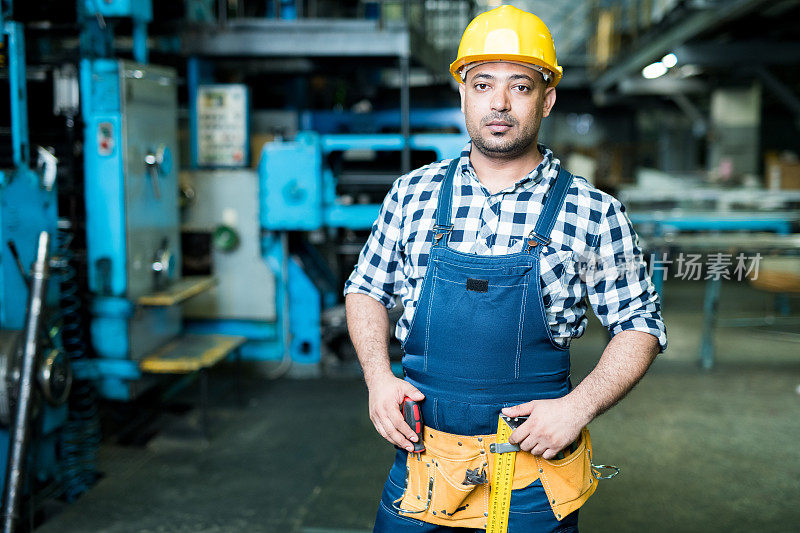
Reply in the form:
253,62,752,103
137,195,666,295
52,228,101,501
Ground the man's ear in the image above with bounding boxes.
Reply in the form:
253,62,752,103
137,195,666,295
542,87,556,118
459,82,465,114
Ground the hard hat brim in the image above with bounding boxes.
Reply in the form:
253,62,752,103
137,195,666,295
450,54,563,88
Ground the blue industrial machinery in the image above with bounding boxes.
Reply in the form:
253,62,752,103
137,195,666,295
186,130,467,374
300,108,468,135
0,4,73,518
78,0,152,63
264,0,299,19
76,58,186,400
1,13,29,178
0,172,67,511
75,0,235,402
261,132,466,230
194,84,252,168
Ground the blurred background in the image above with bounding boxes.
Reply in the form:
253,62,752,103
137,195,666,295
0,0,798,531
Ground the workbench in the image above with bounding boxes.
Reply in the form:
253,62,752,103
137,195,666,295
640,233,800,369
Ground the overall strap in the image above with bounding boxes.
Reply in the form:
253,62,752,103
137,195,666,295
433,158,460,246
528,166,574,250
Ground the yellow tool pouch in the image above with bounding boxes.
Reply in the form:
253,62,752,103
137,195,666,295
394,426,600,527
535,427,597,521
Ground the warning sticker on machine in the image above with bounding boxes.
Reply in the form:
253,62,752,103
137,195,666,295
98,122,114,156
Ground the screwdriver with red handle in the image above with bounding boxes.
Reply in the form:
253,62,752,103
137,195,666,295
402,397,425,453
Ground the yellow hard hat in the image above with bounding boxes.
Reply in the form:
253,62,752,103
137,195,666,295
449,5,563,87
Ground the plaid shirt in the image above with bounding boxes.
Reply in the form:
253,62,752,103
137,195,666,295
344,143,667,352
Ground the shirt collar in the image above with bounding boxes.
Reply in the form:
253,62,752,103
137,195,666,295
457,141,556,192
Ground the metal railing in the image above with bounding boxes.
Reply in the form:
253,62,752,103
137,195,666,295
399,0,476,64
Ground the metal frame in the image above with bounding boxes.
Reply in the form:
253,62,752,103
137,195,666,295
641,233,800,369
592,0,773,97
3,22,30,172
300,108,467,135
79,0,152,63
183,18,409,57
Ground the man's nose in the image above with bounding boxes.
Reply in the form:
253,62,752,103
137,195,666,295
490,88,510,112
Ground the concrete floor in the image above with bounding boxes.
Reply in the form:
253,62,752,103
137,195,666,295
37,279,800,532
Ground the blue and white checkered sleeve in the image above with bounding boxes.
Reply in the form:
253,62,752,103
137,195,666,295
586,198,668,352
343,180,404,309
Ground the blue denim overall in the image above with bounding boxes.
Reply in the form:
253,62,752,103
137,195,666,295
374,159,578,532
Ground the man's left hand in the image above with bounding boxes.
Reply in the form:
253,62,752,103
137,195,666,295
501,396,591,459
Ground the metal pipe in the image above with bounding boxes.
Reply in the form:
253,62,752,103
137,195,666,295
267,232,292,379
2,231,51,533
400,0,411,173
400,55,410,174
670,93,707,137
6,23,31,170
132,20,148,64
187,57,200,169
218,0,227,26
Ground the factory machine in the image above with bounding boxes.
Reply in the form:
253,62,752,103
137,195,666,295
73,0,245,404
183,129,467,375
0,1,249,521
77,58,184,398
0,2,79,526
2,0,466,519
3,0,241,516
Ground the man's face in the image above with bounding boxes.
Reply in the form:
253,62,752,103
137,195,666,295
459,62,556,159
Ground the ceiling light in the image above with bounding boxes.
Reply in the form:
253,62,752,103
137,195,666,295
642,62,668,79
661,53,678,68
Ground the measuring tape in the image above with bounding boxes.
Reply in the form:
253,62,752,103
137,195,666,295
487,417,620,531
486,415,524,533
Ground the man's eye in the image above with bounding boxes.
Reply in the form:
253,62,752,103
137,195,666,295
515,85,531,93
475,83,488,90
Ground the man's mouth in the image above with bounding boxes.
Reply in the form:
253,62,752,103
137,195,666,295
486,121,512,133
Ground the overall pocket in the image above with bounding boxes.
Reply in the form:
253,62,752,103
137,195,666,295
534,427,598,521
425,274,530,380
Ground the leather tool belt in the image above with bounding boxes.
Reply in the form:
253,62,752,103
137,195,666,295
393,426,598,528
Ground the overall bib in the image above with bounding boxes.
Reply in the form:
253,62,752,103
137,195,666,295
374,159,581,532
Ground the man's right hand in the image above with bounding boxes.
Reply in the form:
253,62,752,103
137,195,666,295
367,374,425,452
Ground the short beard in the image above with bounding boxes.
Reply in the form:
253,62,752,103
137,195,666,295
466,113,540,160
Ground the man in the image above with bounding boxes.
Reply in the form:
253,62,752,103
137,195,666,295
344,5,666,532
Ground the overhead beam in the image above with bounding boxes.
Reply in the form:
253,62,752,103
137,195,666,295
753,66,800,123
183,18,409,57
674,41,800,66
671,93,708,136
617,77,708,96
592,0,771,94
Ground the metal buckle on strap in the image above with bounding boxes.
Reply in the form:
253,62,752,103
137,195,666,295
526,231,551,250
433,224,453,242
